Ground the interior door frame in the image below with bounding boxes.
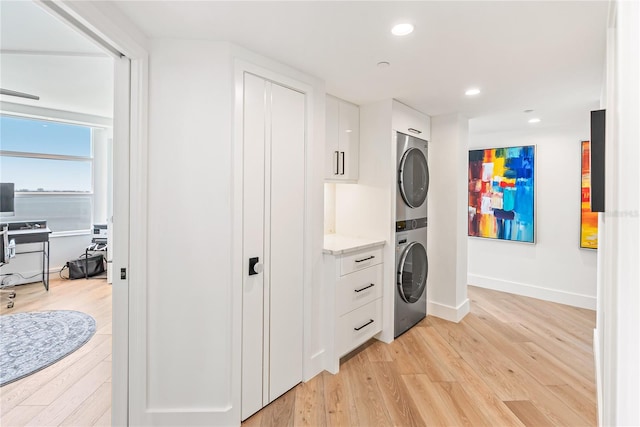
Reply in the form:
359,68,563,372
36,2,149,425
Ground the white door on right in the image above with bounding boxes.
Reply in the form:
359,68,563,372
241,72,305,421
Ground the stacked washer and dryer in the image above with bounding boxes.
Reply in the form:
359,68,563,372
394,132,430,338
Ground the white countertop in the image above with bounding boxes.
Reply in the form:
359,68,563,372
323,234,385,255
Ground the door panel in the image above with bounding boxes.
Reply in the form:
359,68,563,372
112,56,130,427
241,75,305,420
241,73,267,420
325,95,340,178
268,82,304,402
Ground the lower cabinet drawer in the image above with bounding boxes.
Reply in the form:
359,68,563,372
336,298,382,357
340,247,383,276
336,264,383,316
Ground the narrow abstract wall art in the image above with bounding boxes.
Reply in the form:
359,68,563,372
468,146,535,243
580,140,598,249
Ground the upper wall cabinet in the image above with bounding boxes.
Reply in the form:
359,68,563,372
392,100,430,141
325,95,359,182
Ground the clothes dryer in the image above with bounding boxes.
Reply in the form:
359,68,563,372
396,132,429,224
394,218,428,337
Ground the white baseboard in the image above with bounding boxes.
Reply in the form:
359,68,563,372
468,274,596,310
428,298,470,323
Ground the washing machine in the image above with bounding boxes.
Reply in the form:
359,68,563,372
396,132,429,225
395,131,429,337
395,218,428,337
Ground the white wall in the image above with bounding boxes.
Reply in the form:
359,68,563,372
468,112,598,309
428,113,470,321
324,183,336,234
146,39,233,409
139,38,326,424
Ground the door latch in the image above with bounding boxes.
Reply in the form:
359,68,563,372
249,257,263,276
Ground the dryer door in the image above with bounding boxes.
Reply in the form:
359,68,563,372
398,147,429,208
397,241,428,303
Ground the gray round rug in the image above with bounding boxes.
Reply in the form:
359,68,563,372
0,310,97,387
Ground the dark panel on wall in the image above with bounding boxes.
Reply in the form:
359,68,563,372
591,109,606,212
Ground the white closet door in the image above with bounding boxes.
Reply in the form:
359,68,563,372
268,82,304,401
241,73,305,420
242,73,267,420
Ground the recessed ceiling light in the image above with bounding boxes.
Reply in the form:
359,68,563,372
465,88,481,96
391,23,414,36
524,109,535,113
528,118,541,123
377,61,390,68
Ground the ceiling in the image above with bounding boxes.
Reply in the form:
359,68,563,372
0,1,104,54
111,1,609,132
0,1,609,130
0,1,113,118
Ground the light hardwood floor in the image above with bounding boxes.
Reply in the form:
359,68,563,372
244,286,597,427
0,277,112,427
0,279,596,426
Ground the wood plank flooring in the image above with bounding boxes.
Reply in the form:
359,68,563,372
0,280,597,426
244,286,597,427
0,277,112,427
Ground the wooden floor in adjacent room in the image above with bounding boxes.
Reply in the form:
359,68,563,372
244,286,597,427
0,277,112,427
0,281,596,426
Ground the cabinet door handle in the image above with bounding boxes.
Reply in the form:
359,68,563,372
340,151,345,175
335,151,340,175
355,255,375,263
354,319,374,331
408,127,422,135
354,283,375,293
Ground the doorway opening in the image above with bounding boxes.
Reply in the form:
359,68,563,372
0,1,127,425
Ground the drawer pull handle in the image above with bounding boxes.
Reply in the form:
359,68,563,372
355,255,375,263
354,319,374,331
408,127,422,134
354,283,375,293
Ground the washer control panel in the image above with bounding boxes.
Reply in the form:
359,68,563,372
396,217,427,232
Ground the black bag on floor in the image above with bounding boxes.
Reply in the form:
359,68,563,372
65,254,105,279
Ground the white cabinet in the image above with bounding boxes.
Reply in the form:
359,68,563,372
325,94,359,182
392,100,430,140
323,237,384,373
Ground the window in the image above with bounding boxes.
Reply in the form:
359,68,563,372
0,115,94,233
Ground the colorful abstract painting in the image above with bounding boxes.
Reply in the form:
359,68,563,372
468,146,535,243
580,141,598,249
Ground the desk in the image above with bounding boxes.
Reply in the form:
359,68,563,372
2,221,52,291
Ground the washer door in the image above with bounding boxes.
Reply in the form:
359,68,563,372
398,147,429,208
397,242,428,303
